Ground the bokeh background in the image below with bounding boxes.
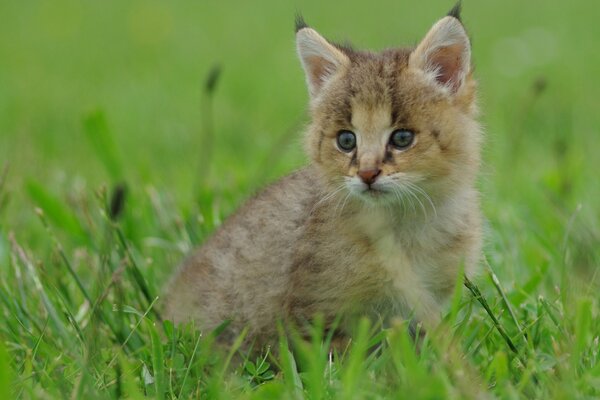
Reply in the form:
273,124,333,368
2,0,599,276
1,0,599,304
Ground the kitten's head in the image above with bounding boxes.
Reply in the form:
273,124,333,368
296,6,481,209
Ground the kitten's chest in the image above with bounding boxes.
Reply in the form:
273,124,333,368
357,213,418,282
354,212,439,310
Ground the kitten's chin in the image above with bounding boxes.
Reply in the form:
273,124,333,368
353,188,396,204
343,179,400,206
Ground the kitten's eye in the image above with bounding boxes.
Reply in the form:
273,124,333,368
390,129,414,149
337,130,356,152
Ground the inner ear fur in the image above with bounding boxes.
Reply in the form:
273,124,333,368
296,27,350,98
409,16,471,93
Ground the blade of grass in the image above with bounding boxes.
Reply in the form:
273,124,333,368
220,326,248,376
0,287,35,342
98,296,159,385
0,339,13,400
464,275,519,355
8,233,68,340
177,327,203,399
88,260,128,344
277,322,303,400
53,289,85,347
448,263,467,325
83,110,123,181
539,296,568,337
573,297,592,366
0,162,9,213
26,181,86,239
466,323,496,359
195,64,221,200
485,257,528,346
147,320,166,400
341,317,370,399
35,208,92,305
119,354,145,400
114,226,158,319
465,276,540,384
29,318,49,367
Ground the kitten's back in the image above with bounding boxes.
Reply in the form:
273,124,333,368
164,168,321,339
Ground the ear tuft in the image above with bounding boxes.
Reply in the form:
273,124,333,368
295,13,308,33
296,28,349,98
447,1,462,22
409,16,471,93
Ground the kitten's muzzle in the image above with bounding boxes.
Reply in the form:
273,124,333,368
358,168,381,185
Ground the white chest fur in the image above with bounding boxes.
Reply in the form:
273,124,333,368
356,210,443,326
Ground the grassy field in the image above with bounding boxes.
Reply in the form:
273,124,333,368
1,0,599,398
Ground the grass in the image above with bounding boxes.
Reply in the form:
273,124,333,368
1,0,599,398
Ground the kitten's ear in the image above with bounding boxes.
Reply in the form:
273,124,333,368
296,23,349,98
409,14,471,93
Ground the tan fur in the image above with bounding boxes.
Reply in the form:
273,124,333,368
164,14,482,347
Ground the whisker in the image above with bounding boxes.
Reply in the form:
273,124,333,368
405,181,437,218
311,182,346,214
392,181,416,216
337,191,352,217
391,185,407,219
319,185,345,205
332,185,349,217
405,184,427,219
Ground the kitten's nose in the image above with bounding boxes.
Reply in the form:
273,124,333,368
358,168,381,185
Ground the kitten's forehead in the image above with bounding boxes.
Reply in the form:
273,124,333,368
350,102,391,140
346,50,409,95
342,49,412,129
316,48,435,133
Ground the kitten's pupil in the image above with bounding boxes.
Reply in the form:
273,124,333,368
337,130,356,152
390,129,414,149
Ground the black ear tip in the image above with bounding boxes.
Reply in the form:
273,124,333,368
295,13,309,33
447,1,462,22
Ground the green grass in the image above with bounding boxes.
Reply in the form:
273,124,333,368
1,0,599,398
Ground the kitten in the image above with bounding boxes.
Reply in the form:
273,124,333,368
164,5,482,347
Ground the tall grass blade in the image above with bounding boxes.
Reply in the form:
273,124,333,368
277,323,303,399
8,233,68,340
195,64,221,202
341,318,370,399
485,257,528,346
148,320,166,400
26,181,85,239
0,339,12,400
114,227,158,319
83,110,123,181
35,208,92,304
464,275,519,355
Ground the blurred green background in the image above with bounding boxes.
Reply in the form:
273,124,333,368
1,0,599,295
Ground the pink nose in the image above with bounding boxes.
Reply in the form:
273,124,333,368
358,168,381,185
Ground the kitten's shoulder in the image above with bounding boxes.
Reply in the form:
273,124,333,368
260,166,320,198
209,166,322,241
240,166,321,213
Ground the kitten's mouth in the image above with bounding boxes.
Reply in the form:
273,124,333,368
345,180,393,202
362,187,388,197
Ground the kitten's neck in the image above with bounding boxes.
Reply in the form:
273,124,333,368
317,180,473,228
